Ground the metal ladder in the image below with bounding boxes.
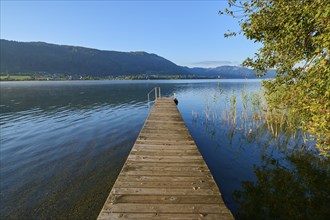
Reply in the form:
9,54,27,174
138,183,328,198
147,87,161,108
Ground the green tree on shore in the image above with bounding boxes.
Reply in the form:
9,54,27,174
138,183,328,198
221,0,330,155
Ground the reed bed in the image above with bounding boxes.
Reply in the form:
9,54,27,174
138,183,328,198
192,84,310,153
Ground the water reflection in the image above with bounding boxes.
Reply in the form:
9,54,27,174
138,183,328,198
234,152,330,219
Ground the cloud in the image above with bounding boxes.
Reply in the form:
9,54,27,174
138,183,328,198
190,60,240,68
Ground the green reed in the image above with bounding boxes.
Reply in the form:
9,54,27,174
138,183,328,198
230,89,237,126
192,86,308,152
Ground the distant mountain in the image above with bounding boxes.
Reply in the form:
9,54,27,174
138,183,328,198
183,66,276,79
0,39,188,76
0,39,276,79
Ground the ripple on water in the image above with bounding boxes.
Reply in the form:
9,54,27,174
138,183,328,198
0,94,148,218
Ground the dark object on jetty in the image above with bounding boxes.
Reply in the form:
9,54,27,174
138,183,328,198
173,98,178,105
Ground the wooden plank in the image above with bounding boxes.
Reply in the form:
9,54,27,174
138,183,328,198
143,121,186,124
134,142,195,146
149,113,181,116
135,140,196,145
131,148,199,153
103,203,231,214
126,156,204,163
108,195,222,204
125,162,206,168
130,150,201,156
138,136,193,141
127,155,203,160
121,170,210,177
138,133,191,137
111,188,217,196
114,181,217,189
99,213,233,220
97,98,233,219
142,126,189,130
123,164,208,171
133,144,197,148
140,130,190,135
118,175,210,182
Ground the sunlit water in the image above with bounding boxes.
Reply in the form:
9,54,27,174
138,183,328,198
1,80,329,219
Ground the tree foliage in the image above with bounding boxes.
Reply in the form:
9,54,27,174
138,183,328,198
221,0,330,155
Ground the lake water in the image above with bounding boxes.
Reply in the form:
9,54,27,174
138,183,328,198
1,80,329,219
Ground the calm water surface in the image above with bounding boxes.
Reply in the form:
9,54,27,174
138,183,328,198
1,80,329,219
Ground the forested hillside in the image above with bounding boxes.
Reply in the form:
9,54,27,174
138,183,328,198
0,40,188,76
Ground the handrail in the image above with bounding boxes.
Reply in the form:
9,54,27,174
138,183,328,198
147,87,161,108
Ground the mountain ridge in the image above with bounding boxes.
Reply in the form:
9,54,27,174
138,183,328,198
182,66,276,79
0,39,275,79
0,39,188,76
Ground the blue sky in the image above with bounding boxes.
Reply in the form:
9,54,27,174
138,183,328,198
1,0,260,68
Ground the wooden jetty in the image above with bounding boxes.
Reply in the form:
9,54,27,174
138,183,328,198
98,98,233,219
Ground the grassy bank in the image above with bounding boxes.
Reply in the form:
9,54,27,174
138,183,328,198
0,75,34,81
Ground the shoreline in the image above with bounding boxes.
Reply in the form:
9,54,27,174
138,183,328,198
0,76,269,82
